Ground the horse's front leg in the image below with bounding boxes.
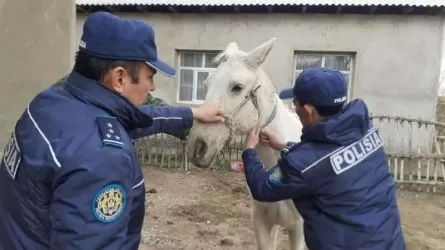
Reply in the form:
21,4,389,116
287,219,306,250
268,225,280,250
252,208,277,250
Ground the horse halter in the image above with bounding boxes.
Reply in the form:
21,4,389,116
222,84,278,143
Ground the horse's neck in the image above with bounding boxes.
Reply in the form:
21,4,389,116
255,98,302,170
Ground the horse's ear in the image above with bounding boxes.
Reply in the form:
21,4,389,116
213,52,226,65
225,42,238,52
244,37,277,69
213,41,239,65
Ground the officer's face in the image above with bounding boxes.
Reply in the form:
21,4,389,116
107,64,156,107
294,99,319,129
126,64,157,107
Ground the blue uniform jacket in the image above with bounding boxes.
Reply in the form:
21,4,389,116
242,99,406,250
0,72,193,250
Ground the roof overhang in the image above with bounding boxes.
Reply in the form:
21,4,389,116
75,1,445,15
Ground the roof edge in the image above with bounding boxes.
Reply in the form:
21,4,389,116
75,3,445,16
76,3,445,7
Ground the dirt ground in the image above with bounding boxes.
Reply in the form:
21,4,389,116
137,167,445,250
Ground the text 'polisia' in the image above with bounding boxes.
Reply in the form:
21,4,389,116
330,129,383,175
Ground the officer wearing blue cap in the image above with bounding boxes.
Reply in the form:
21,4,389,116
242,67,406,250
0,11,223,249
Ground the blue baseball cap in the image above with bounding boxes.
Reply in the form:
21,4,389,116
78,11,175,77
279,67,347,107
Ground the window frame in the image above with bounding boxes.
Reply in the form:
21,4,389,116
176,51,220,105
289,52,355,110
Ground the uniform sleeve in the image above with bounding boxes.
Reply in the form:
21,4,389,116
164,128,190,141
49,149,133,250
141,96,190,140
130,105,194,139
242,148,311,202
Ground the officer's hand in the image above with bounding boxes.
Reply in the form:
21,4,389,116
191,103,224,123
259,128,287,150
245,127,261,149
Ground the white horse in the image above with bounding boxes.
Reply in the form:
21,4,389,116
185,38,306,250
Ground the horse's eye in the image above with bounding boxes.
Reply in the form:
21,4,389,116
231,84,243,92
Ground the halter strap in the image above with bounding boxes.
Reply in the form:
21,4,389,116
264,99,278,127
229,85,261,116
222,84,278,143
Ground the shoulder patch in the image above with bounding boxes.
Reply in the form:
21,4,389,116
96,115,124,148
330,129,383,175
2,132,22,180
92,184,126,223
268,165,282,184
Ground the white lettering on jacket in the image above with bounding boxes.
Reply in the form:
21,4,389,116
330,129,383,175
2,132,22,179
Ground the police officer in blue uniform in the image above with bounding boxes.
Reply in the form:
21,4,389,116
242,67,406,250
0,12,223,249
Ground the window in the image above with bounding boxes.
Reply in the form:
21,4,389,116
177,51,221,104
289,52,354,109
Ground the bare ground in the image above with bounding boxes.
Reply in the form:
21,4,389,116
138,167,445,250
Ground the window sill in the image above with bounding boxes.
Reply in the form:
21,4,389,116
176,100,205,106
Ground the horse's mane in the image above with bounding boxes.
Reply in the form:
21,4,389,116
277,98,300,121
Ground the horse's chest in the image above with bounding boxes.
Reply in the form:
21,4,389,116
254,200,300,229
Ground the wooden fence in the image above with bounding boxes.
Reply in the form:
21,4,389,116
134,134,246,171
370,116,445,193
134,115,445,193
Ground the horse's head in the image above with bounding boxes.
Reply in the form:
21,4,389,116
185,38,279,168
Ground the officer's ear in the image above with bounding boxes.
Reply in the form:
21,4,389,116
295,100,312,114
303,104,317,118
305,104,325,125
106,66,129,94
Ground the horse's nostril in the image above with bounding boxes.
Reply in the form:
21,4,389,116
195,138,207,158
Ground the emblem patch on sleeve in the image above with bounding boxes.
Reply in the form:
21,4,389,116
2,132,22,180
92,184,126,223
268,166,282,184
96,115,124,148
